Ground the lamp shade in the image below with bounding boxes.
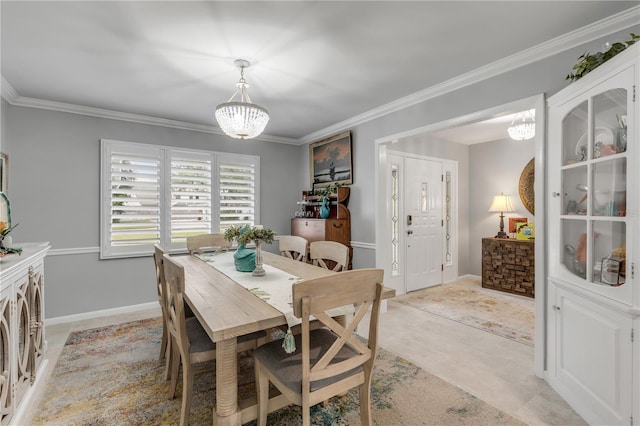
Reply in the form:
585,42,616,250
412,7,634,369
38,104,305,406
488,194,515,213
215,59,270,140
215,102,269,139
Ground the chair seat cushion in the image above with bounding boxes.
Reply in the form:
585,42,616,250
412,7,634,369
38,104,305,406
254,328,362,393
186,317,216,353
186,317,266,354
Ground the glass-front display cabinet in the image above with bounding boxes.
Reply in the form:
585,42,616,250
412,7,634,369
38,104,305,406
546,43,637,426
551,65,633,306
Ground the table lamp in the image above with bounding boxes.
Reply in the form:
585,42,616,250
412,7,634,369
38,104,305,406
488,193,515,238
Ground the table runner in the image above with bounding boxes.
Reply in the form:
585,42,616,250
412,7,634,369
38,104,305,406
196,251,354,352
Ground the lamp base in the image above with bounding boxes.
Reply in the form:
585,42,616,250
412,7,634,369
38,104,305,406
494,212,509,238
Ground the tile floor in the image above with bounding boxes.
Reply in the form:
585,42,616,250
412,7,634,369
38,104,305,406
26,285,586,426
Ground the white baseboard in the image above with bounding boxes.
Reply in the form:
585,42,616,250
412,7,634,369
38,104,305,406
46,302,160,325
456,274,481,281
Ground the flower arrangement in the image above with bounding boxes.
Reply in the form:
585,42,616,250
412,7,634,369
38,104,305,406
224,225,274,247
224,225,274,276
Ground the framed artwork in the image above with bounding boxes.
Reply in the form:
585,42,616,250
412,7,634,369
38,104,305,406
0,152,7,194
309,130,352,188
509,217,528,234
516,222,535,240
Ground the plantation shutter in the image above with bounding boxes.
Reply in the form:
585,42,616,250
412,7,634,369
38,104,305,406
219,157,257,231
102,142,162,258
169,151,213,243
101,140,260,258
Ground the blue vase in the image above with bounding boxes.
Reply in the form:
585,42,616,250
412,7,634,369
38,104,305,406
233,245,256,272
319,198,330,219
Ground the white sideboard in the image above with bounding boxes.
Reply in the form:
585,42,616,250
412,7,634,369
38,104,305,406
0,242,49,425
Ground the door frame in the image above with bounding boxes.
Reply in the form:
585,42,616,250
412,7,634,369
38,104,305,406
385,152,458,294
374,94,546,378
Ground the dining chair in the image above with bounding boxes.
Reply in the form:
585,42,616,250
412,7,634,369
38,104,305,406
186,233,232,255
163,254,266,426
279,235,309,262
309,240,349,271
153,245,172,380
253,268,384,426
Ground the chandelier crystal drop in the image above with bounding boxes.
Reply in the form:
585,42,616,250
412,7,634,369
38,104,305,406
507,110,535,141
215,59,270,140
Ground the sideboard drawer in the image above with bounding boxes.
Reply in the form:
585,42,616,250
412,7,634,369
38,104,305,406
325,219,349,245
291,219,325,242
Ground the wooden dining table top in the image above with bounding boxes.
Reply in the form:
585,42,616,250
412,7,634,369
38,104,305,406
170,251,396,344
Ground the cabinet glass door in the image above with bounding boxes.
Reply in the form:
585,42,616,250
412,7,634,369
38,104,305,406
559,78,630,303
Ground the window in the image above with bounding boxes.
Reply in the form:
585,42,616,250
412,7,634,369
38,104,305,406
100,139,259,259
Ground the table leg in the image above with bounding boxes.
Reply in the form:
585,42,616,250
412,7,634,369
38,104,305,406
214,337,240,426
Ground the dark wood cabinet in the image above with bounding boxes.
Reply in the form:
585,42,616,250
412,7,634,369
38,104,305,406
482,237,535,297
291,187,352,268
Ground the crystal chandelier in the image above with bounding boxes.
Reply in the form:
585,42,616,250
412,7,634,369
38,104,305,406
507,110,535,141
215,59,270,140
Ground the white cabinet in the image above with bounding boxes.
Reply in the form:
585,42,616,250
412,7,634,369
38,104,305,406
0,243,49,425
547,44,638,426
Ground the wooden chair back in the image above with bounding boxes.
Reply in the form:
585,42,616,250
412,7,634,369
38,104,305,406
162,254,191,359
186,233,231,255
294,269,383,393
254,268,384,426
309,240,349,271
153,245,170,369
279,235,309,262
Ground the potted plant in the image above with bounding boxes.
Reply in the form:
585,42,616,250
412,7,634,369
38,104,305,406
316,183,341,219
224,225,274,276
566,33,639,81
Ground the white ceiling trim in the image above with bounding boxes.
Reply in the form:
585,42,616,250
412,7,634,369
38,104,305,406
2,5,638,146
0,76,298,145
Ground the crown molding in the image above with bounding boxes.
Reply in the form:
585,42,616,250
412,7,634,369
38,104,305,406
0,80,299,145
299,5,640,144
2,6,638,146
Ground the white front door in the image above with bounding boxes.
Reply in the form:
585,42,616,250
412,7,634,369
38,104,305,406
405,157,443,291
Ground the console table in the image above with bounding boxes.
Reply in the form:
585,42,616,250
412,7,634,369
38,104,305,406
481,237,534,298
0,242,49,425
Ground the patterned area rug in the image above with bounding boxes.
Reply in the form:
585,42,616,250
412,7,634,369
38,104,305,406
32,317,524,425
394,279,534,346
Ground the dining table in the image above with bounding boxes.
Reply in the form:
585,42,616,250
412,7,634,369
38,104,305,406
169,249,396,426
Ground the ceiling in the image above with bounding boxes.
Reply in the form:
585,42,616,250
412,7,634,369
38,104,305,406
1,1,638,144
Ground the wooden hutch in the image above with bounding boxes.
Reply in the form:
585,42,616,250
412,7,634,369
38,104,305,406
291,186,352,268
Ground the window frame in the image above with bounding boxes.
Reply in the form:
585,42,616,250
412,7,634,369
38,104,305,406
100,139,260,259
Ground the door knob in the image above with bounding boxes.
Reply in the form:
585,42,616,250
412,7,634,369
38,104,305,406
407,230,413,235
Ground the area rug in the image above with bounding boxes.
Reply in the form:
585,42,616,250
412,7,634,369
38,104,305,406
394,279,534,346
32,317,524,426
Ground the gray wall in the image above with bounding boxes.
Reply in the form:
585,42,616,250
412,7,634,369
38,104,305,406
469,138,536,274
5,106,303,317
3,26,637,318
1,99,8,155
